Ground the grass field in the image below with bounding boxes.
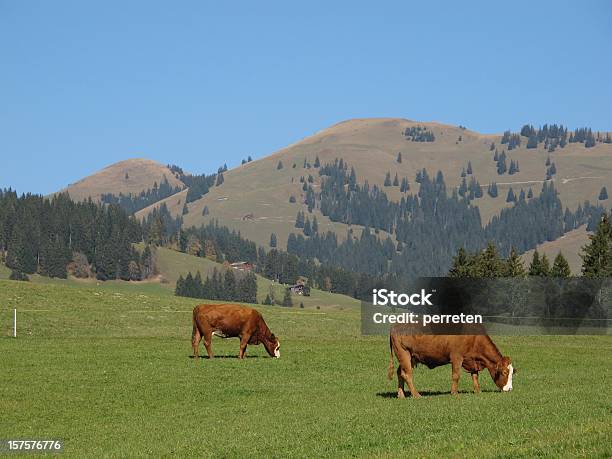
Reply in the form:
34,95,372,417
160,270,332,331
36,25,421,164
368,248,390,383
1,279,611,458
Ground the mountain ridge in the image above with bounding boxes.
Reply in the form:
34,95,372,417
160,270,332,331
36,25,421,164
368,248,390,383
53,118,612,272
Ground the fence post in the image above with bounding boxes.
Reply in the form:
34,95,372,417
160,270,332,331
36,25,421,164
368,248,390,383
13,308,16,338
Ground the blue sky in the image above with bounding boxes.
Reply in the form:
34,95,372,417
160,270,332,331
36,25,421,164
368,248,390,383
1,1,611,194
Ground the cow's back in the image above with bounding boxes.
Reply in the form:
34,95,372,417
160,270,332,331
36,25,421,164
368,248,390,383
391,328,490,368
193,304,259,337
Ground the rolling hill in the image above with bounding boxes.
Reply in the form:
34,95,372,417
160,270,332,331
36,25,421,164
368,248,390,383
58,118,611,264
58,158,185,202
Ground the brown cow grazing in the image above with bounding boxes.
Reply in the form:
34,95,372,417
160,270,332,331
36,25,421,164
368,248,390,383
192,304,280,359
387,327,516,398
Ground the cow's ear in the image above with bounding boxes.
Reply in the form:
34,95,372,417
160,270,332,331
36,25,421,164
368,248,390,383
270,333,276,341
513,367,518,374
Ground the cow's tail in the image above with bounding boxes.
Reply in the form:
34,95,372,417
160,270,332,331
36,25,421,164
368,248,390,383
387,335,395,380
191,308,200,341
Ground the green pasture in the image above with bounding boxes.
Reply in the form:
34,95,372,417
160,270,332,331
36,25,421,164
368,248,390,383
0,279,610,458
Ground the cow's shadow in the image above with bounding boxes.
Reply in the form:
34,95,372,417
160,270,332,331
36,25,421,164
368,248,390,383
189,355,262,359
376,389,497,398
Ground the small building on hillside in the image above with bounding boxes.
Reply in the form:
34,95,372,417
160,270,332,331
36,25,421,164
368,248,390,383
230,261,253,272
289,283,310,296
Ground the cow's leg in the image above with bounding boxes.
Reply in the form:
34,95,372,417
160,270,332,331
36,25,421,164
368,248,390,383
450,356,463,395
238,335,249,359
203,329,214,359
395,349,420,398
400,365,421,398
471,372,481,394
192,323,201,359
396,366,406,399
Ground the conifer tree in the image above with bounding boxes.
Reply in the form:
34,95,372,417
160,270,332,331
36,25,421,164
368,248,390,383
184,272,195,296
529,250,550,276
506,187,516,203
504,247,526,277
295,211,305,228
224,269,237,300
497,152,507,175
384,171,392,187
475,242,504,277
551,252,571,278
238,272,258,303
396,152,402,163
599,186,608,200
526,134,538,149
449,247,474,277
487,182,498,198
282,288,293,307
458,178,467,197
581,213,611,277
303,217,312,236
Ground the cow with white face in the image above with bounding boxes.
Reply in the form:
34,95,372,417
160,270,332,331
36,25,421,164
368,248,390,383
388,329,517,398
192,304,281,360
490,356,515,392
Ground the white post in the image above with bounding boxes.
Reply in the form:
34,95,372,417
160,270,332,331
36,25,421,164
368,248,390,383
13,308,16,338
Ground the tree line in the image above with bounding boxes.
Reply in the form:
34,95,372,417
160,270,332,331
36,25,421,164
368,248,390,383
100,176,183,214
167,163,220,203
175,268,258,303
504,123,608,151
0,190,157,281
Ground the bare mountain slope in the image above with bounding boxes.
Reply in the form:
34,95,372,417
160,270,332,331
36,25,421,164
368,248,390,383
59,158,184,202
136,118,611,251
521,225,591,274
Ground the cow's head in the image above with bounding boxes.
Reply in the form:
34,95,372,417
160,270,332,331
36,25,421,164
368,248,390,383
491,356,516,392
263,333,281,358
